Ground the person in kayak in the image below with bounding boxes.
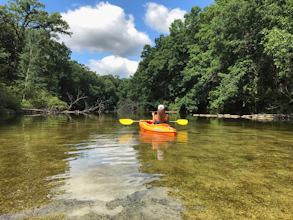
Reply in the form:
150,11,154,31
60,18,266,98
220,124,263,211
152,104,169,124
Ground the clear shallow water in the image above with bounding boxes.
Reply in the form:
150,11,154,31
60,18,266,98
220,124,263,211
0,113,293,219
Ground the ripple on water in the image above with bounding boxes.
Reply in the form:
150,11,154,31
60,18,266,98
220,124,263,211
2,114,293,219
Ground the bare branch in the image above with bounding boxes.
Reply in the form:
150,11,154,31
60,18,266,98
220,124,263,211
117,100,139,112
67,91,88,111
80,98,108,114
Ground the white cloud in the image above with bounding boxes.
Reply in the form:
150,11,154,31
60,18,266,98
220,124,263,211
60,2,152,57
144,3,186,33
88,56,139,78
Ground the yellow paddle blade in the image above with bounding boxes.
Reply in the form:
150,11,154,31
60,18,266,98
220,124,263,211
176,119,188,125
119,119,134,125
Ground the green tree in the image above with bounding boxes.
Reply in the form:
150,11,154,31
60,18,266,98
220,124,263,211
261,27,293,111
0,0,70,82
17,29,47,100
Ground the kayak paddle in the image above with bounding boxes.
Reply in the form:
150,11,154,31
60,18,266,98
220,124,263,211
119,119,188,125
119,119,147,125
119,119,140,125
173,119,188,125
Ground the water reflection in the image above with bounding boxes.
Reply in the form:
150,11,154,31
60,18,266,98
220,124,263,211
45,133,184,219
1,115,185,220
137,117,293,219
139,131,188,160
120,131,188,161
1,114,293,219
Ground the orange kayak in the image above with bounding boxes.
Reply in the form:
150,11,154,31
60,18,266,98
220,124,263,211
139,121,177,134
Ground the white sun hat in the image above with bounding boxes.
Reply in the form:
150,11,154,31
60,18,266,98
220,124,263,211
158,104,164,110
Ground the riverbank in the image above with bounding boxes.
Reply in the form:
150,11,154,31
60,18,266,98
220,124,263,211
193,114,293,121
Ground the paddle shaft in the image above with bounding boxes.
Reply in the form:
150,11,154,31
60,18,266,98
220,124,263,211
119,118,188,125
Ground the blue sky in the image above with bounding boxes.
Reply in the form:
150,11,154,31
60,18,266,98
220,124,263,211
21,0,215,77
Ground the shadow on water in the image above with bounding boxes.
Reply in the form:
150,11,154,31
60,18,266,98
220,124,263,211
0,113,293,219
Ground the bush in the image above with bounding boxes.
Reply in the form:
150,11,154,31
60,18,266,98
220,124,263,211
30,90,51,108
47,97,68,110
23,89,68,110
21,99,33,108
0,83,21,115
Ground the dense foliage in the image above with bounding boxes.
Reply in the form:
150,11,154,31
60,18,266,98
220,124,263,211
1,0,293,115
130,0,293,114
0,0,129,114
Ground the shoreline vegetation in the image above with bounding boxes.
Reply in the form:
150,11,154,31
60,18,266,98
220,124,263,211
1,0,293,117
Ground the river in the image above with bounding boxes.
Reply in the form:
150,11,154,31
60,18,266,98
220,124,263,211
0,113,293,219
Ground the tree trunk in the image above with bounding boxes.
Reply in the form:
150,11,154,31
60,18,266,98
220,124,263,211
22,46,32,101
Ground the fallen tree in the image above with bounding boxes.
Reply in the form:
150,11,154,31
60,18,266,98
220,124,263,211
22,91,109,115
116,100,139,112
